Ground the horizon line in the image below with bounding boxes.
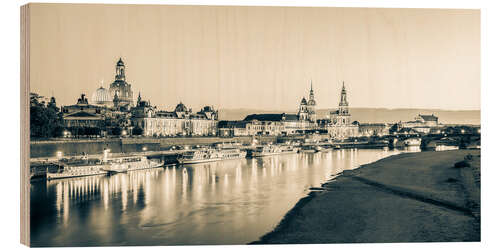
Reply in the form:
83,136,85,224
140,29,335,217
218,107,481,112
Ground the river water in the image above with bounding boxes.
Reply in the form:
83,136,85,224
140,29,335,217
30,148,410,246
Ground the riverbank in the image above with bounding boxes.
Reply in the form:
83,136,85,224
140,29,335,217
253,149,480,244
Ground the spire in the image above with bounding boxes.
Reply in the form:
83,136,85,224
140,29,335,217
308,80,316,107
339,81,348,107
137,92,142,104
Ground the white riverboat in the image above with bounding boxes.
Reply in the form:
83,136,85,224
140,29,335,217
47,155,162,180
178,148,247,164
101,156,162,174
249,144,298,157
46,158,106,180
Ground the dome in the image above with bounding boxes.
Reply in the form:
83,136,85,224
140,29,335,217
91,87,112,105
201,105,215,112
175,102,188,112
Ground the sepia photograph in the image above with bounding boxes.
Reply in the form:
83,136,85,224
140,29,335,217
21,2,480,247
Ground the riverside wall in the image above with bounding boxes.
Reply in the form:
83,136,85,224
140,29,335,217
30,136,278,158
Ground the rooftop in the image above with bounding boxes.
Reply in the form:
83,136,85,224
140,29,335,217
243,113,299,122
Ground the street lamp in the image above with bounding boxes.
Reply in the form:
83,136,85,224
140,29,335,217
63,130,71,138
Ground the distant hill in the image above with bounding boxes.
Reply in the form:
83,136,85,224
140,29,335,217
218,108,480,125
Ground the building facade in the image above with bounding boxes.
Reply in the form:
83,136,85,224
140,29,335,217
61,94,106,135
217,121,251,137
328,82,359,139
242,113,313,136
399,114,440,134
358,123,390,136
218,84,319,136
131,95,218,137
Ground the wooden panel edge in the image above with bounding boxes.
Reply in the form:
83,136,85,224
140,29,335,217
20,3,30,247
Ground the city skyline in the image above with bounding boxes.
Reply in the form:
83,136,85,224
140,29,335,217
22,3,482,247
29,4,480,111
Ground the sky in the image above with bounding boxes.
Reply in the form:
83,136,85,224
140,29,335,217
29,4,480,111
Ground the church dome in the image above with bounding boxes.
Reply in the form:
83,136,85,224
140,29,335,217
175,102,188,112
91,87,112,105
201,105,215,112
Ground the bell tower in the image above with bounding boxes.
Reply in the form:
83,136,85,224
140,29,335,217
115,57,126,81
109,57,134,108
307,81,317,122
298,97,309,121
339,81,349,116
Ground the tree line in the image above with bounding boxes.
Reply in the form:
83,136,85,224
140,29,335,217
30,93,64,138
30,93,143,138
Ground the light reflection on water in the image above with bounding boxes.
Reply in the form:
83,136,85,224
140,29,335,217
30,149,408,246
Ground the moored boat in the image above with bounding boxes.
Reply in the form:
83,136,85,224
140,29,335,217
102,156,163,174
178,148,247,164
281,145,299,154
47,155,162,180
46,158,106,180
249,144,298,157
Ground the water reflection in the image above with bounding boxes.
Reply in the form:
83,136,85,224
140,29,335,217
30,149,410,247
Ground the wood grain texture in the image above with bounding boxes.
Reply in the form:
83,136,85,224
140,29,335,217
20,3,30,247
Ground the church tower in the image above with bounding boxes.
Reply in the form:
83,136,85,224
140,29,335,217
328,81,358,139
307,81,317,122
109,58,134,108
333,82,351,125
298,97,309,121
115,57,126,81
339,81,349,116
